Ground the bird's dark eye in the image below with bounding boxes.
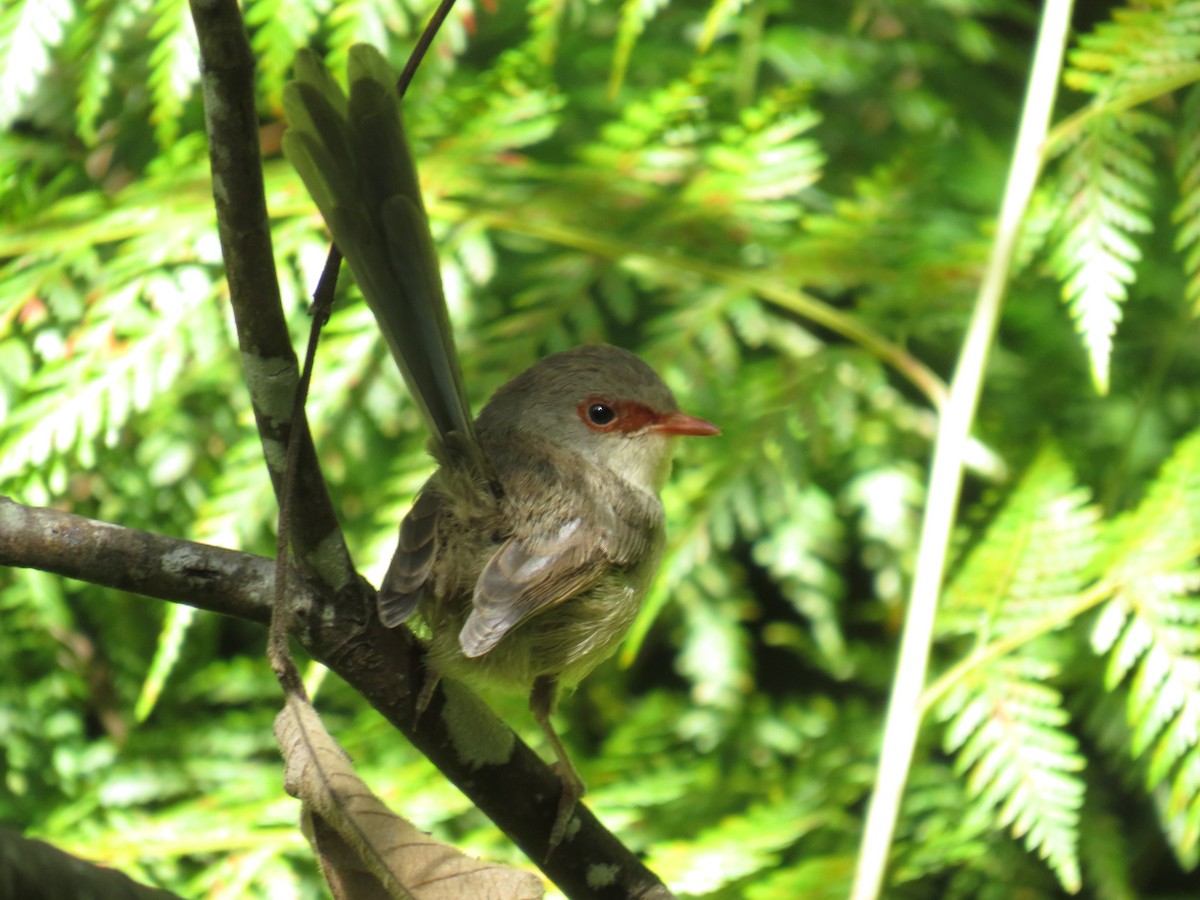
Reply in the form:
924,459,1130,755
586,402,616,426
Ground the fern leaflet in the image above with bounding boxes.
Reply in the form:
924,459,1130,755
0,0,74,127
609,0,671,98
698,0,749,54
1047,110,1162,394
246,0,322,113
1066,0,1200,105
1174,84,1200,314
147,0,199,148
68,0,145,145
936,447,1099,891
941,656,1085,893
940,446,1100,637
1091,428,1200,864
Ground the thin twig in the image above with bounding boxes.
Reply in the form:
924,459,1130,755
397,0,459,95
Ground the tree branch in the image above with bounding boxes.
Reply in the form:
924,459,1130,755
0,497,673,898
0,497,280,624
0,826,185,900
188,0,355,593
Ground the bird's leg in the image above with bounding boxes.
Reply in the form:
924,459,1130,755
530,675,584,851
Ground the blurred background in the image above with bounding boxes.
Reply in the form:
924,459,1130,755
2,1,1200,896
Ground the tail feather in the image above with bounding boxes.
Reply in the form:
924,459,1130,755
283,45,480,466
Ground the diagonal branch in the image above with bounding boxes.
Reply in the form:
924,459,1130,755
0,496,673,898
0,826,185,900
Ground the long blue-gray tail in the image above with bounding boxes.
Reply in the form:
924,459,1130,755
283,45,481,470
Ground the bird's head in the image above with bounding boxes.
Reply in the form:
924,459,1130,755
477,344,719,494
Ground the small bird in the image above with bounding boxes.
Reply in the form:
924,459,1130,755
380,343,717,843
283,45,718,846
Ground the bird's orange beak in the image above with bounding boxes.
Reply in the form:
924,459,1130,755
650,411,721,437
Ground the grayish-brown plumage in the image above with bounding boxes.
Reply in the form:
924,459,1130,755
380,344,708,690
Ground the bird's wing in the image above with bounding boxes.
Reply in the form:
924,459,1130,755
283,45,486,475
378,487,441,626
458,516,608,658
458,487,662,658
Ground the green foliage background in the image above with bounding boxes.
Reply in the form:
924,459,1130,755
2,0,1200,896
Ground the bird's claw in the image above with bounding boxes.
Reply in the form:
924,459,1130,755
547,768,585,854
412,664,441,730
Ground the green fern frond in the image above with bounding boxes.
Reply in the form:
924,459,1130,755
935,447,1098,891
414,48,562,161
845,462,924,611
325,0,425,79
0,263,225,489
1091,577,1200,860
893,760,995,889
1173,84,1200,314
1155,780,1200,869
690,88,824,224
646,800,805,895
941,446,1101,638
189,433,280,549
675,573,753,712
147,0,199,148
134,604,196,722
1048,111,1163,394
785,159,927,292
1101,427,1200,581
609,0,671,98
751,479,847,672
1066,1,1200,105
245,0,322,113
67,0,141,145
1090,428,1200,864
584,71,712,182
713,291,811,358
525,0,567,64
940,655,1085,893
698,0,749,54
0,0,74,127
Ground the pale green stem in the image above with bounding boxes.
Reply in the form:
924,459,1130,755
919,537,1200,716
1045,64,1200,157
453,207,951,411
848,3,1076,899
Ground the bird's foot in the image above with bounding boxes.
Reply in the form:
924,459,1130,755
547,765,585,854
412,664,441,730
531,676,587,854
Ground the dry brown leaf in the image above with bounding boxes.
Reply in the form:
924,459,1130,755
275,693,543,900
